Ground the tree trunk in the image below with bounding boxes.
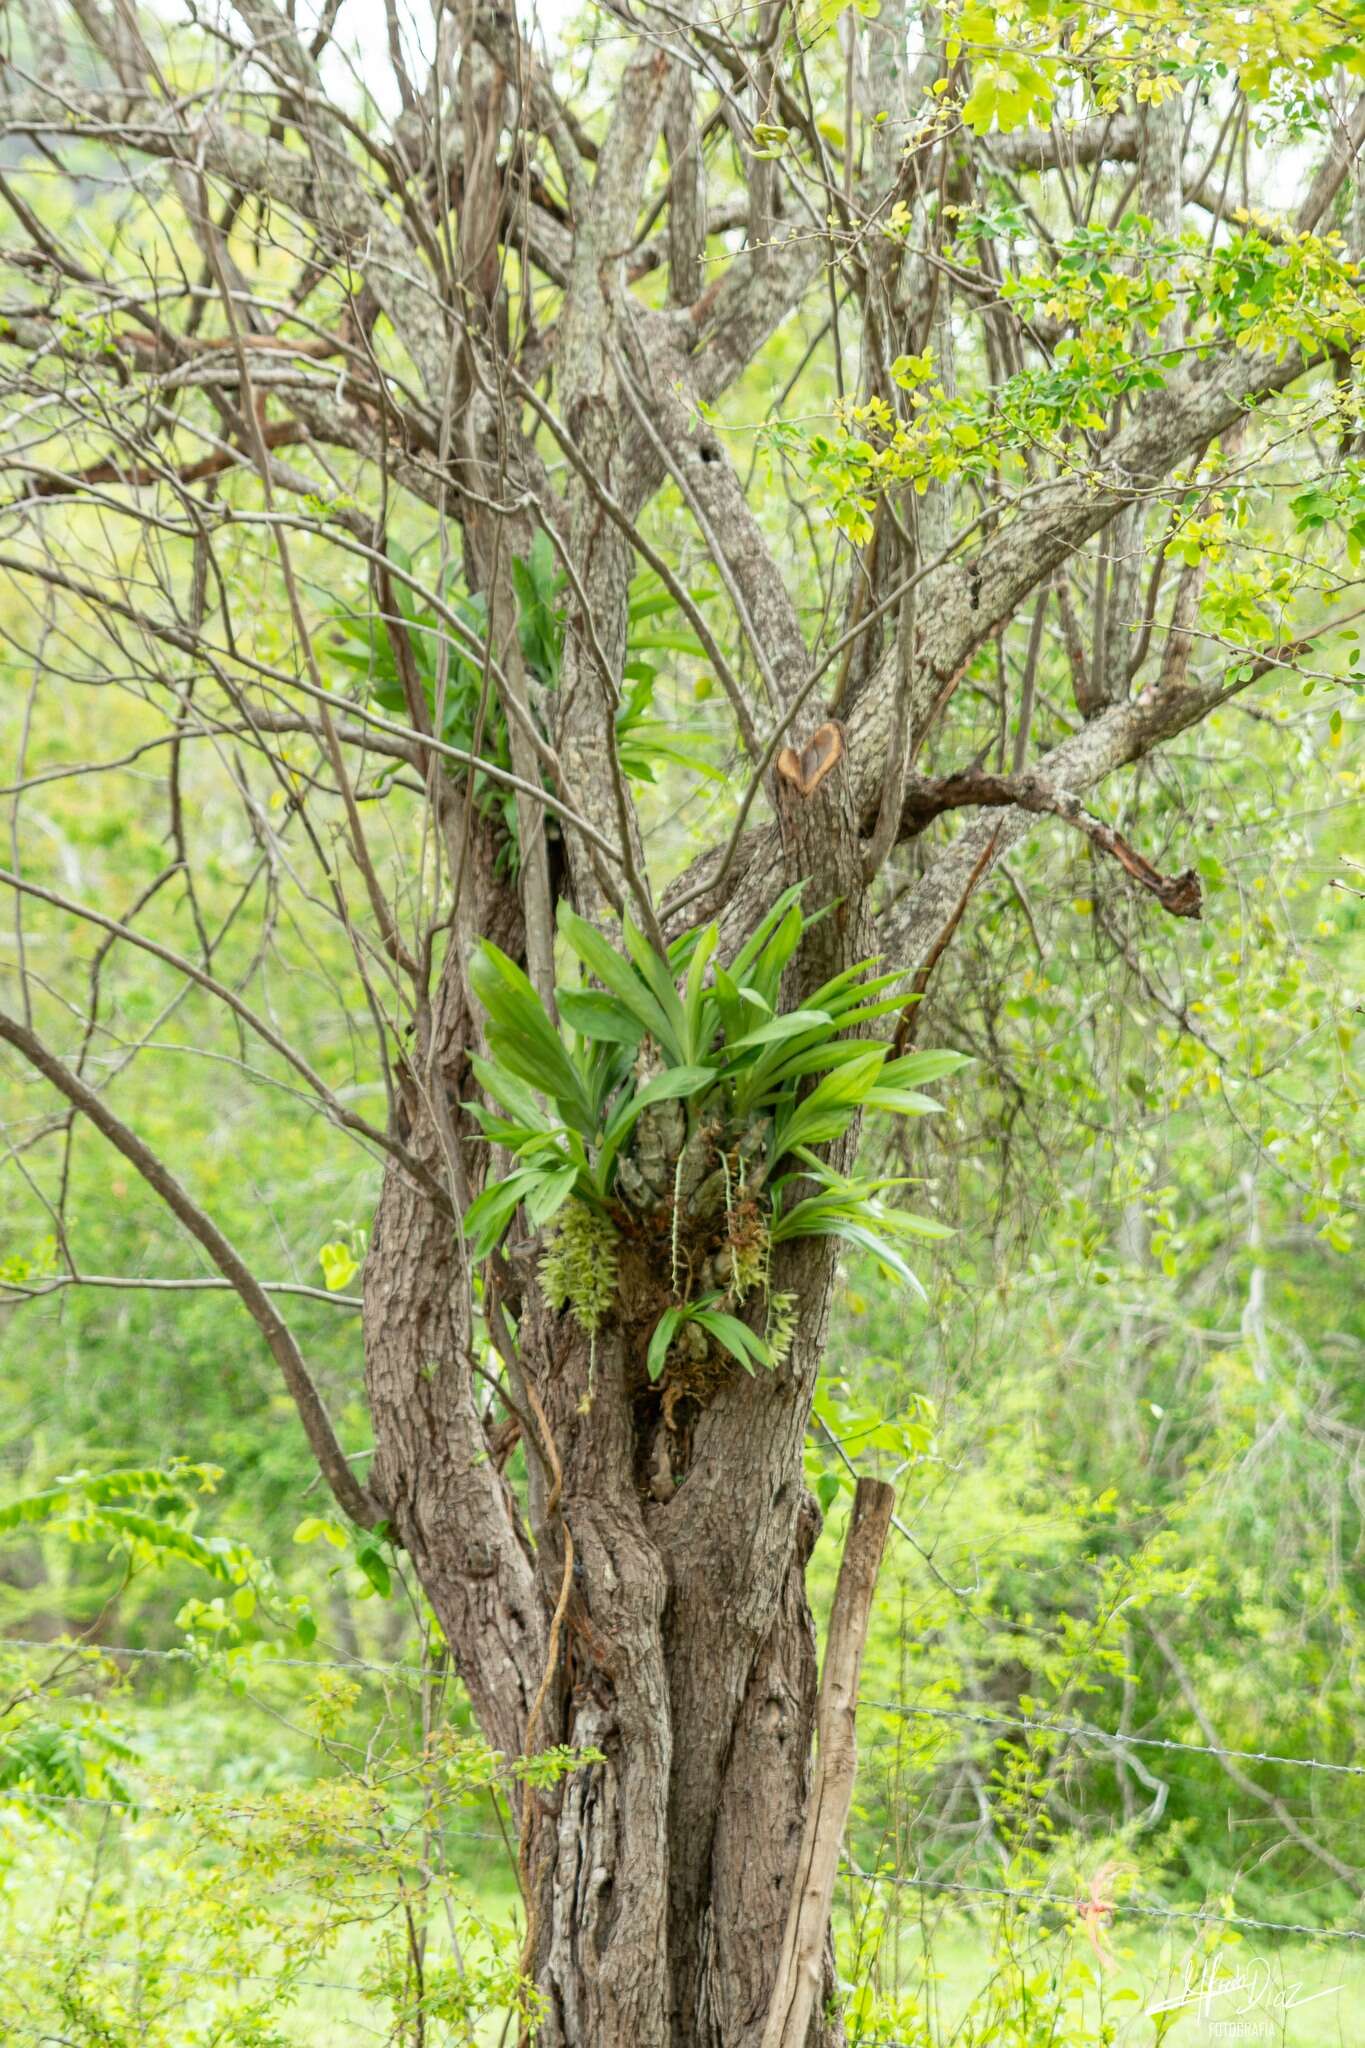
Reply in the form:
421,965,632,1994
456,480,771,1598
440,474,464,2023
368,1135,849,2045
507,1293,847,2048
361,748,875,2046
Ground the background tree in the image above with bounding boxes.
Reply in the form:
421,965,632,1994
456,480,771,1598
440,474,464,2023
0,1,1361,2043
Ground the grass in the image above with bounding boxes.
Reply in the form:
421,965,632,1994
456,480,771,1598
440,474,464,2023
4,1828,1360,2046
845,1918,1364,2046
4,1688,1360,2046
141,1906,1365,2045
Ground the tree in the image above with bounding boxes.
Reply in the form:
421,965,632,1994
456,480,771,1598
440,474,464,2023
0,0,1361,2040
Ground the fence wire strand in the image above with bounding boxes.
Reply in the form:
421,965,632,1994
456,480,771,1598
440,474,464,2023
7,1635,1364,1964
860,1696,1365,1779
843,1866,1365,1945
8,1638,1362,1781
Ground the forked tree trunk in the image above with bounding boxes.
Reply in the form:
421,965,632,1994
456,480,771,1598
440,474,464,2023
368,1140,851,2046
509,1274,846,2048
362,762,876,2048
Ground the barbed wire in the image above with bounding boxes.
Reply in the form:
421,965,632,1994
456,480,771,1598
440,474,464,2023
2,1785,506,1843
844,1866,1365,1946
9,1638,1362,1783
7,1938,383,2002
1,1634,421,1681
861,1697,1365,1780
8,1858,1362,2033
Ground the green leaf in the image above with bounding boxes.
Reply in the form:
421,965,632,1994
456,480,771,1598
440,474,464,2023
864,1087,946,1117
622,914,689,1053
463,1169,544,1260
882,1209,955,1239
468,1053,555,1133
647,1305,683,1382
469,942,595,1130
774,1048,887,1157
741,900,808,1009
693,1307,772,1373
802,958,892,1011
727,884,805,983
556,988,646,1047
682,921,720,1065
558,905,682,1060
824,1219,926,1296
726,1008,834,1052
829,993,918,1029
524,1165,579,1228
463,1101,542,1149
751,1042,881,1090
356,1546,393,1598
618,721,722,785
712,965,763,1043
877,1049,973,1087
0,1465,217,1531
318,1240,360,1292
84,1509,237,1580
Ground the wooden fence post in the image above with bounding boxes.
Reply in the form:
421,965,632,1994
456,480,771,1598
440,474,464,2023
761,1475,896,2048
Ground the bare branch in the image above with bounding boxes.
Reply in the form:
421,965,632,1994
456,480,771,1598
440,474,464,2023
0,1005,378,1526
900,768,1202,919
